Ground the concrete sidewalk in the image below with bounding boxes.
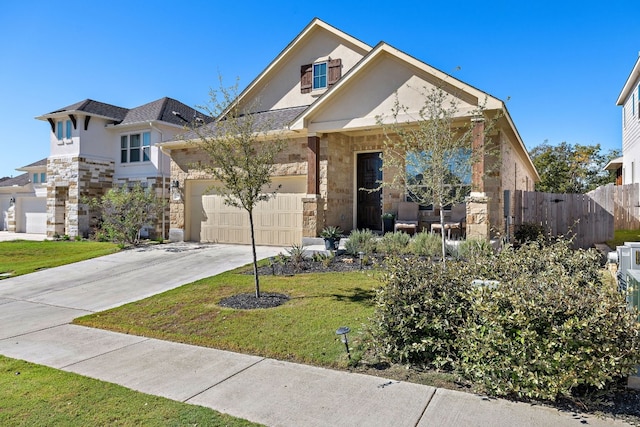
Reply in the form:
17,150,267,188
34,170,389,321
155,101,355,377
0,242,630,426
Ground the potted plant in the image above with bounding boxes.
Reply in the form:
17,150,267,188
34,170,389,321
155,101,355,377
320,226,343,250
382,212,395,234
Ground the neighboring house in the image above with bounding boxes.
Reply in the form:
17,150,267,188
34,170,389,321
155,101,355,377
616,54,640,184
160,19,539,246
34,97,205,238
0,158,47,233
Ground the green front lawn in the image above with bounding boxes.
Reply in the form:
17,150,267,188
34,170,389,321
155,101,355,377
75,269,377,367
607,229,640,249
0,355,260,426
0,240,119,278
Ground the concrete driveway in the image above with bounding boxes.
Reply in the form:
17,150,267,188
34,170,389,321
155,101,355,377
0,242,285,336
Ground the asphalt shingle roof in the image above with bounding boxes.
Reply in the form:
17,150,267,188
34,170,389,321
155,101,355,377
19,158,48,169
43,98,206,127
120,97,208,126
48,99,129,121
0,173,30,187
177,106,308,141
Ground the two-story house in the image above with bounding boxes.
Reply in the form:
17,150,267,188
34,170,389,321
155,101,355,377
31,97,204,238
616,54,640,184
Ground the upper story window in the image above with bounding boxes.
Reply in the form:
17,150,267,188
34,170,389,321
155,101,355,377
313,62,327,90
55,120,72,142
121,132,151,163
32,172,46,184
300,58,342,94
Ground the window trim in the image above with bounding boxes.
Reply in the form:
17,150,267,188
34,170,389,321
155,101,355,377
312,61,328,90
120,131,152,164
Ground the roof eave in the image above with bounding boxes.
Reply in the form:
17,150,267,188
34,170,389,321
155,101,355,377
617,56,640,106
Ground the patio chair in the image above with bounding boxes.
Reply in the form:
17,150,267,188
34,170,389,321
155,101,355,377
430,203,467,239
394,202,419,235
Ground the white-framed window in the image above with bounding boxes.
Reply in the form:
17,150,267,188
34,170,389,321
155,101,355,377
66,120,72,139
312,62,327,90
56,121,63,140
120,132,151,163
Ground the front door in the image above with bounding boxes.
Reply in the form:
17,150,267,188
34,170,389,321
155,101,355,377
357,152,382,231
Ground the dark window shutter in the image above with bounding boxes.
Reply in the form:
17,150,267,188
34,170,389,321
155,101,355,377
328,58,342,87
300,64,312,93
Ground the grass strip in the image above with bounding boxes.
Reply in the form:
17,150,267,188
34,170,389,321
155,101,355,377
0,355,261,426
0,240,119,278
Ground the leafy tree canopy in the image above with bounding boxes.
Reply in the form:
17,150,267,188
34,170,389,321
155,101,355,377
529,141,620,193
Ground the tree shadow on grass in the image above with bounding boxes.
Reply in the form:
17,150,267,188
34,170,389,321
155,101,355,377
331,287,376,304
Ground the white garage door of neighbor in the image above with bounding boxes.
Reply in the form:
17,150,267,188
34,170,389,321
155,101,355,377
20,197,47,234
189,178,305,246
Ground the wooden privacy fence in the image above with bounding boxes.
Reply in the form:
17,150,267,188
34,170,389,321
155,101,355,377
587,183,640,231
513,184,640,248
514,191,610,248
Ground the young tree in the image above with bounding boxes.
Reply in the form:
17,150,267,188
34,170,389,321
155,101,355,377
190,79,285,298
86,182,164,246
530,141,620,193
377,86,494,263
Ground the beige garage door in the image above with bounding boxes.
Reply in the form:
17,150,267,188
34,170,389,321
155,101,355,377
19,197,47,234
188,178,305,246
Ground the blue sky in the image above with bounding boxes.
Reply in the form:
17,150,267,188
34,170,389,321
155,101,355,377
0,0,637,178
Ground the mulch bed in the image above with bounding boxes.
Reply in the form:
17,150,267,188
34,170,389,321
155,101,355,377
218,292,290,309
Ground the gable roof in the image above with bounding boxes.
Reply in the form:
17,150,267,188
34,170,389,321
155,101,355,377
291,41,503,131
617,55,640,106
226,18,372,117
290,41,537,180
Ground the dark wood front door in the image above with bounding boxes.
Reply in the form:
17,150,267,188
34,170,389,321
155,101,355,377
357,152,382,231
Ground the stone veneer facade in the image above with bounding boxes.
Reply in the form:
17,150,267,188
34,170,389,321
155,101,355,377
47,156,170,239
168,124,534,243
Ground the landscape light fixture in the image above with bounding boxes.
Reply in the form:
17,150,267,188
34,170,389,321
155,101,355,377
336,326,351,359
358,251,364,269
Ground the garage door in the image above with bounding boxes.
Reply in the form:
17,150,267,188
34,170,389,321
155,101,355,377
20,197,47,234
188,178,305,246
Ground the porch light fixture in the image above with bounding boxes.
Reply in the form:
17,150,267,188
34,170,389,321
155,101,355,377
171,180,182,201
336,326,351,359
9,197,15,205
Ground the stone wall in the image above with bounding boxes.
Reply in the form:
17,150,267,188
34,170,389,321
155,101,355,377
47,156,169,239
168,138,308,240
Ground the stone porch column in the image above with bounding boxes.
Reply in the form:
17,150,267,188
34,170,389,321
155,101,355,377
467,118,490,241
303,134,324,237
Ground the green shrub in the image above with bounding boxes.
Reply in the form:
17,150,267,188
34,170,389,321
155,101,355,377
454,238,494,262
407,232,441,257
459,240,640,400
369,238,640,400
514,222,545,244
368,257,476,369
376,232,411,254
344,229,377,255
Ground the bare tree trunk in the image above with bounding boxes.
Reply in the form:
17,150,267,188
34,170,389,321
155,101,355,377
248,210,260,298
440,204,446,267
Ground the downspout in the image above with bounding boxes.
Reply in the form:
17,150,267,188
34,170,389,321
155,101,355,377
149,122,166,240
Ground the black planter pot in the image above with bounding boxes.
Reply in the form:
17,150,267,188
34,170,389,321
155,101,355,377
324,238,338,250
383,218,395,234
